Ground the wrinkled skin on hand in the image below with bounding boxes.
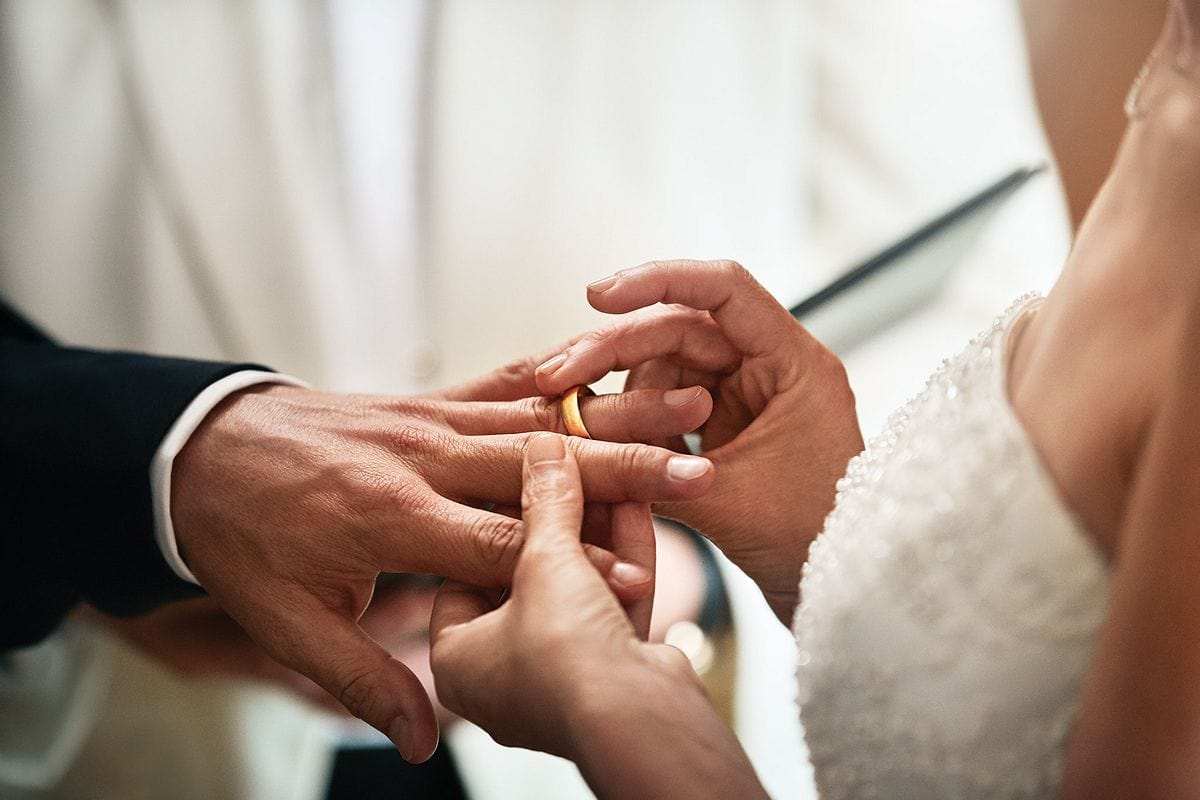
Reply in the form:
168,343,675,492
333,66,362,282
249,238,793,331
428,436,696,756
170,356,715,760
88,579,440,718
429,436,770,800
536,260,865,624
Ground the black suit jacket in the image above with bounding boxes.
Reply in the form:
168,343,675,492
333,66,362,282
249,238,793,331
1,299,269,649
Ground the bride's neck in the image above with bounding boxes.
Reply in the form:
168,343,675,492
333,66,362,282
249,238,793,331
1057,1,1200,300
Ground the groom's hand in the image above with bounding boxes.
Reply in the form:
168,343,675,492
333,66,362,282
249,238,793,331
170,381,713,763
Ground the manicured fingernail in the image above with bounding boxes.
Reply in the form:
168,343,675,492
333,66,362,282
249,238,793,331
664,386,702,407
587,274,618,293
528,433,566,464
537,353,567,375
610,560,652,588
388,717,415,762
667,455,711,481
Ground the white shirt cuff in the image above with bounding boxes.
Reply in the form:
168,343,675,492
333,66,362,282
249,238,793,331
149,370,310,585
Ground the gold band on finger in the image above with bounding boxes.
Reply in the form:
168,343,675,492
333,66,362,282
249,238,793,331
560,385,593,439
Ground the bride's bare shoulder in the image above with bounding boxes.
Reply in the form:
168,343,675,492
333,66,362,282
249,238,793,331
1007,195,1196,555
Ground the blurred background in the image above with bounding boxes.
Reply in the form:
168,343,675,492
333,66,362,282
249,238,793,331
1,0,1077,797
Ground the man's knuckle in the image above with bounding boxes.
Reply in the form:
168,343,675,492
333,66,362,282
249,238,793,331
385,423,449,456
369,474,432,518
528,397,565,433
472,515,522,568
332,467,394,527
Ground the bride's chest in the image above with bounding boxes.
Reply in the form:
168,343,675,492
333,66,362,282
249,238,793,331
795,332,1113,797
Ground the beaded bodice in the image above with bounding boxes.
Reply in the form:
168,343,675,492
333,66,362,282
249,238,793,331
793,295,1111,799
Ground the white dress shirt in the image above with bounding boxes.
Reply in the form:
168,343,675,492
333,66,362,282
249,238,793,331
149,370,308,584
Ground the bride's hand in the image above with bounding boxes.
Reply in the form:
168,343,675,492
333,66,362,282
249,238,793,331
535,260,864,623
429,435,767,799
430,436,677,754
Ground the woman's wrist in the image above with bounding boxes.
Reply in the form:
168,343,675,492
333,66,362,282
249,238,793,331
562,647,769,800
564,647,698,737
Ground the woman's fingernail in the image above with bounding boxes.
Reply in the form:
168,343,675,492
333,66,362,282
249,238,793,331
664,386,702,407
388,717,415,762
587,274,618,293
610,560,652,588
528,433,566,464
667,455,711,481
537,353,567,375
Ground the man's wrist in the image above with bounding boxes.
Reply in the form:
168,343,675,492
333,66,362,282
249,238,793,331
149,370,309,584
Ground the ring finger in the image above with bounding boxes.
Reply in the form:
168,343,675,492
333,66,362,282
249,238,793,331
440,387,712,443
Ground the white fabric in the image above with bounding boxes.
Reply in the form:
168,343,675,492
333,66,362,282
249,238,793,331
150,370,308,585
0,623,109,792
428,5,821,795
0,1,1075,798
803,0,1057,269
794,296,1111,798
448,545,816,800
0,0,429,393
0,4,423,797
425,0,814,389
0,624,336,800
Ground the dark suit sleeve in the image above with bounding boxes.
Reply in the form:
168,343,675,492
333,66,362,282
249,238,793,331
1,303,272,649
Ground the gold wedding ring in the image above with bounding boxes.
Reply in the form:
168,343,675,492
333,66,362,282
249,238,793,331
560,385,593,439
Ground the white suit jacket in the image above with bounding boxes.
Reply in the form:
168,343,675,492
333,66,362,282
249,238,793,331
0,1,1066,798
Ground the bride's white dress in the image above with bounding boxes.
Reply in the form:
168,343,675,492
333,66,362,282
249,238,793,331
794,295,1112,799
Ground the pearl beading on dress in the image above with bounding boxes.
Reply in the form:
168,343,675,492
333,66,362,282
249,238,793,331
793,294,1111,799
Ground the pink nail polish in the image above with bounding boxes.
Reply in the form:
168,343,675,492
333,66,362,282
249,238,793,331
667,456,711,481
610,561,652,588
537,353,567,374
587,274,618,293
528,433,566,464
663,387,702,407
